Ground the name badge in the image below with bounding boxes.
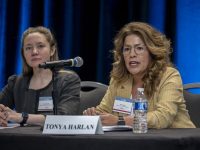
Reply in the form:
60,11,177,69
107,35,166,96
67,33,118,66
113,97,133,115
43,115,104,135
38,97,53,111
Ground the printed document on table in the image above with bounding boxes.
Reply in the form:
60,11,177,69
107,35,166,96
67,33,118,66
103,125,132,132
0,123,20,129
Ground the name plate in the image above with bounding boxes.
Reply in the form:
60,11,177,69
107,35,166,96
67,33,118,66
43,115,104,135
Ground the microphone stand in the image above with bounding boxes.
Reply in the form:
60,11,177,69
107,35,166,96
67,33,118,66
51,67,59,115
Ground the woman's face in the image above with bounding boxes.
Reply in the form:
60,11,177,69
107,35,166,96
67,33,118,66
23,32,54,69
123,34,152,79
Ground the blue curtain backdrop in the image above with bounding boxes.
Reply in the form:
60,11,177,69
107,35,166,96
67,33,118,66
0,0,199,89
175,0,200,84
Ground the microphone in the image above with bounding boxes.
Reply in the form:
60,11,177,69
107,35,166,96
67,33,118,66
39,56,84,69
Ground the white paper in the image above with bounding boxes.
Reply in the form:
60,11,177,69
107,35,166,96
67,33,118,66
0,123,20,129
103,125,132,132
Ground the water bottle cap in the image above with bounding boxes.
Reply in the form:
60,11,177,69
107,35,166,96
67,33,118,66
137,88,144,92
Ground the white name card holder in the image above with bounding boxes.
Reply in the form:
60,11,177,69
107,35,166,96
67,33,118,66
42,115,104,135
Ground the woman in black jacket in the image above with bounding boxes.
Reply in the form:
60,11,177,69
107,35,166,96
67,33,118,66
0,26,80,127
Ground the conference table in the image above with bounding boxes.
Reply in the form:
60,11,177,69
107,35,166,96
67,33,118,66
0,126,200,150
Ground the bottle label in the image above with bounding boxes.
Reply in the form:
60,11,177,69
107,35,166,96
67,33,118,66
134,102,147,111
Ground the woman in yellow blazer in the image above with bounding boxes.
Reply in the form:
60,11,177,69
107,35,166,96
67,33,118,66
83,22,195,129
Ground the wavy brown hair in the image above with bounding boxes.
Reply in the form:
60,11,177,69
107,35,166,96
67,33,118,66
21,26,59,76
111,22,173,99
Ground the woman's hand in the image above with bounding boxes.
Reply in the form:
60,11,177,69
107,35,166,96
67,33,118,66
99,113,118,126
5,107,22,124
83,107,97,115
100,114,134,126
0,104,8,126
83,106,134,126
124,115,134,126
0,105,20,126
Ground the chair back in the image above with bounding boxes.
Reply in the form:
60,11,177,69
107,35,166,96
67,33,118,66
79,81,108,114
183,83,200,127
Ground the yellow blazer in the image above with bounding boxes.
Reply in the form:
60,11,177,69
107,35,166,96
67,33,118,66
96,67,195,128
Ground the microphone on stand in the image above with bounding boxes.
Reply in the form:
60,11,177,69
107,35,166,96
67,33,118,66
39,56,84,69
39,56,83,115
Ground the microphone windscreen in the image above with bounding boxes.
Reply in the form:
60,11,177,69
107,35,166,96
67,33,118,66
74,56,84,67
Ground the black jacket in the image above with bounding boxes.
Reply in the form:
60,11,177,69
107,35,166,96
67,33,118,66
0,70,80,115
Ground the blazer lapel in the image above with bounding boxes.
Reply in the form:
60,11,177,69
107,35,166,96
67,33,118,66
116,77,133,99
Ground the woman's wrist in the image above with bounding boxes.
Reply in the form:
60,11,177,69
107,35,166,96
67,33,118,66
124,115,134,126
20,112,29,126
117,116,125,125
9,112,23,123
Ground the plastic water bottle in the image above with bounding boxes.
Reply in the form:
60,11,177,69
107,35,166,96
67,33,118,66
133,88,148,133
